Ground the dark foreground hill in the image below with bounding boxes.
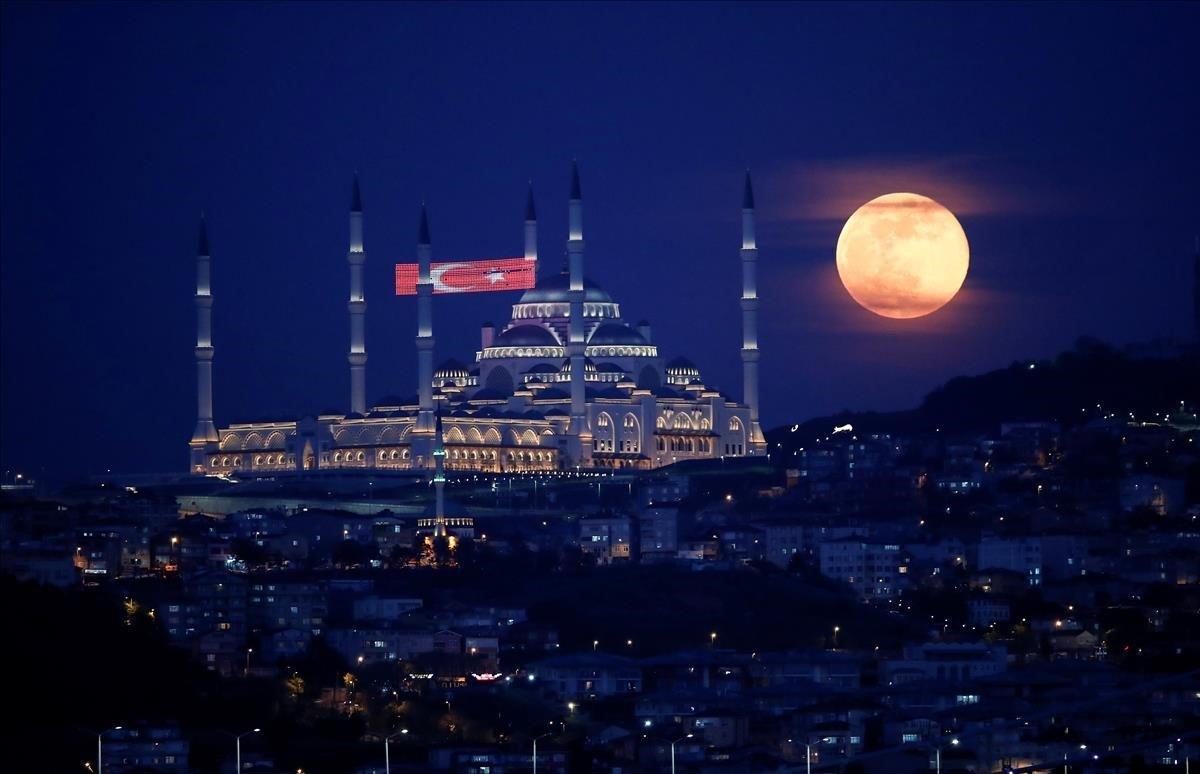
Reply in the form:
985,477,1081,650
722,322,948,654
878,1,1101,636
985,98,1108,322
768,337,1198,452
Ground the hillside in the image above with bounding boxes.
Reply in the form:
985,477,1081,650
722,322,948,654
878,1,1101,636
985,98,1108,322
767,337,1198,453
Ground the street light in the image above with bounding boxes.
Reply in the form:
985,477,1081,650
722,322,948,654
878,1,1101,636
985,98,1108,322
228,728,261,773
532,731,553,774
710,632,717,649
593,639,599,652
94,725,122,774
832,625,840,648
245,647,253,677
936,738,960,774
671,733,693,774
383,728,409,774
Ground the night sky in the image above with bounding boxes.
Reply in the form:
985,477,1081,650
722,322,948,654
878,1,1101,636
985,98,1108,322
2,2,1197,479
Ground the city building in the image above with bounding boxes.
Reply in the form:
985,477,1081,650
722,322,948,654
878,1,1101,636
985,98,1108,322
818,539,909,600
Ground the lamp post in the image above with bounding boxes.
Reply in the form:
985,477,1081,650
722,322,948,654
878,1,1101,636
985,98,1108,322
383,729,408,774
244,647,253,677
806,742,812,774
225,724,261,772
532,731,553,774
936,737,959,774
671,733,694,774
95,725,122,774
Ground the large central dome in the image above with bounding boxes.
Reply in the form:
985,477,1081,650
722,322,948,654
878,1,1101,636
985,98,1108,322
518,271,613,305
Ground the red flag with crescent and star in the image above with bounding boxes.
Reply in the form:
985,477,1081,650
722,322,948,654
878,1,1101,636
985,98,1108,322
394,257,536,295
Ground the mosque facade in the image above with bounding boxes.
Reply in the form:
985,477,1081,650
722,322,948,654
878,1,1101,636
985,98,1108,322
188,164,767,476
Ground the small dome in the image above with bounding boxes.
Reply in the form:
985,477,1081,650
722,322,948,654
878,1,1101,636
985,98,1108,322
518,271,613,305
434,358,470,379
588,322,646,346
526,362,560,374
560,357,597,373
665,356,700,375
493,324,561,348
594,361,626,373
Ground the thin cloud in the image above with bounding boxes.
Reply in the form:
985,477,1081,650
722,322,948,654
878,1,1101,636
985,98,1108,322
761,154,1076,241
763,261,1026,339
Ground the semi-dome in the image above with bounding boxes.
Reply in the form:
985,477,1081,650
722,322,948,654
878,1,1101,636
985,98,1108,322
588,322,646,346
518,271,613,305
493,324,561,347
593,361,626,373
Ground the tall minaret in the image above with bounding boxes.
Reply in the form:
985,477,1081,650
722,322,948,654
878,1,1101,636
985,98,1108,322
432,411,447,538
189,215,219,469
1193,236,1199,344
413,203,436,465
566,162,591,460
347,175,367,415
740,172,766,452
525,182,538,264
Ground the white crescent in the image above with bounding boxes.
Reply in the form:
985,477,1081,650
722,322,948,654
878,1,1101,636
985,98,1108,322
430,262,470,293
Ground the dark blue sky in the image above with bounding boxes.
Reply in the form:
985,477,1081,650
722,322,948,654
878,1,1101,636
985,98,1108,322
2,2,1197,479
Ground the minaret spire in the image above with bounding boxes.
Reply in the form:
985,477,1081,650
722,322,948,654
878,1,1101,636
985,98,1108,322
566,161,591,462
189,213,219,471
347,173,367,415
414,202,436,466
524,181,538,264
740,171,765,453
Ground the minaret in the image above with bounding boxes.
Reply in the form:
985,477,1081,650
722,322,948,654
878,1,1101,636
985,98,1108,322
740,172,766,451
524,182,538,264
566,161,591,460
432,411,447,538
347,175,367,415
413,203,436,465
1193,236,1199,344
189,215,219,469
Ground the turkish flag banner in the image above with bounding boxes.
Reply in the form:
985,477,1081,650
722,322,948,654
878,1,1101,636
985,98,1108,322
394,257,536,295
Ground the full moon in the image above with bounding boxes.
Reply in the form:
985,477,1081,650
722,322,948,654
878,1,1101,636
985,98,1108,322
835,192,969,319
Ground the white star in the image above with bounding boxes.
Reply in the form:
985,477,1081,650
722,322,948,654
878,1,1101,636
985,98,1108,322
487,271,505,284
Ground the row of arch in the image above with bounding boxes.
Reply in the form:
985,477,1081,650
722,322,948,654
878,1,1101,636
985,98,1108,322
221,430,288,451
592,411,642,454
511,302,621,319
210,453,293,469
657,437,713,453
655,414,713,431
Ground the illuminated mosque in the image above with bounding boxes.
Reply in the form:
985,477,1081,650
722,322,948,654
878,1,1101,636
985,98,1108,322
188,164,767,476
